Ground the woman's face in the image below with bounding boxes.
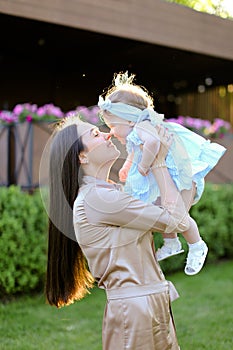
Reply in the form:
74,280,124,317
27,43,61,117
103,113,133,145
77,122,120,165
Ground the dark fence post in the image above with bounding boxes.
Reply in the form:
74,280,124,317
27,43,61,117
7,124,16,186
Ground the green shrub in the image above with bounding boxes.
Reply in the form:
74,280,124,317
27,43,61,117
0,186,48,296
154,183,233,273
0,183,233,296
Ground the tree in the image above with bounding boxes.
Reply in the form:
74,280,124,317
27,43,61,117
165,0,232,18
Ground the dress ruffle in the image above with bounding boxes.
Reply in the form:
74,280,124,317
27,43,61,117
124,121,226,204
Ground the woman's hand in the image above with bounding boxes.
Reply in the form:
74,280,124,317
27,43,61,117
152,125,173,167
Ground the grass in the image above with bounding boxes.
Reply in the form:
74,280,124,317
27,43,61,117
170,260,233,349
1,260,233,350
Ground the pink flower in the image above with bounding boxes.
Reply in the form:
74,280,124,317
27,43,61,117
37,107,46,117
66,110,76,117
13,104,24,115
26,115,33,122
76,106,101,125
0,111,18,124
37,104,64,118
169,116,232,138
13,103,38,115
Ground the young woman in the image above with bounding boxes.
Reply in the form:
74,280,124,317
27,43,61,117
46,116,189,349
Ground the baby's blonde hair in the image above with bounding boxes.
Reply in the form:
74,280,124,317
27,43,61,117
105,72,154,111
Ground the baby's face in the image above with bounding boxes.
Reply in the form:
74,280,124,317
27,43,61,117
103,112,134,144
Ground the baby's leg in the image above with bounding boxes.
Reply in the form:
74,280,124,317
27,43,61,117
180,183,200,243
156,183,198,241
155,197,184,261
156,183,208,274
180,182,208,275
156,184,198,260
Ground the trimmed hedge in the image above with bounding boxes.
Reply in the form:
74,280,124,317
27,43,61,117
154,182,233,273
0,186,47,297
0,183,233,296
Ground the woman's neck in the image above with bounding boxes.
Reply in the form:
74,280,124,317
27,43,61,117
82,161,113,182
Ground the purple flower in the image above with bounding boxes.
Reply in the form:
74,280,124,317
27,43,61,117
75,106,101,125
185,117,195,127
26,115,33,122
76,106,91,118
168,116,232,139
13,104,24,115
203,120,212,128
175,116,186,125
34,104,64,118
66,110,77,118
37,106,46,117
213,118,231,130
0,111,18,124
13,103,38,115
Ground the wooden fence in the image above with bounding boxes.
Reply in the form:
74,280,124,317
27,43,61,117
176,86,233,124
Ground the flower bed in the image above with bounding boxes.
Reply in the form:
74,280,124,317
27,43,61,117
168,115,232,139
1,103,232,140
0,103,100,125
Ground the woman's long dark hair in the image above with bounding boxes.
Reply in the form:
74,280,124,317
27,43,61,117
46,120,94,308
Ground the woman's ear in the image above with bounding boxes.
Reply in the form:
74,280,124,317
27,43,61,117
79,152,89,164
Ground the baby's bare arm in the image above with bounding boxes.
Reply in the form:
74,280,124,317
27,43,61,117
135,121,160,175
123,151,134,168
119,151,134,182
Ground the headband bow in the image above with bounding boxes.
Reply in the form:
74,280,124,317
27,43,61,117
98,96,164,125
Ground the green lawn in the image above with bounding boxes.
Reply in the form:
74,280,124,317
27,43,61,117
1,260,233,350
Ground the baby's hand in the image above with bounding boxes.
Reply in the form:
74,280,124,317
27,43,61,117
119,167,129,182
138,163,150,176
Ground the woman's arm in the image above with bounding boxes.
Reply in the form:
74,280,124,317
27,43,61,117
83,186,189,234
82,126,189,234
151,125,184,210
151,124,189,231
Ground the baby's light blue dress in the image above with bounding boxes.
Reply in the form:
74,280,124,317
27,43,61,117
124,121,226,204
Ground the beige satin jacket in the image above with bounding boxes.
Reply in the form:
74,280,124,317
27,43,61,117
73,176,180,350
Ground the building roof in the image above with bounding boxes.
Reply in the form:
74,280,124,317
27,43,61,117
1,0,233,60
0,0,233,110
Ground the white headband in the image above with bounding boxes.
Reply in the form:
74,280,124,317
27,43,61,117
98,96,164,124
